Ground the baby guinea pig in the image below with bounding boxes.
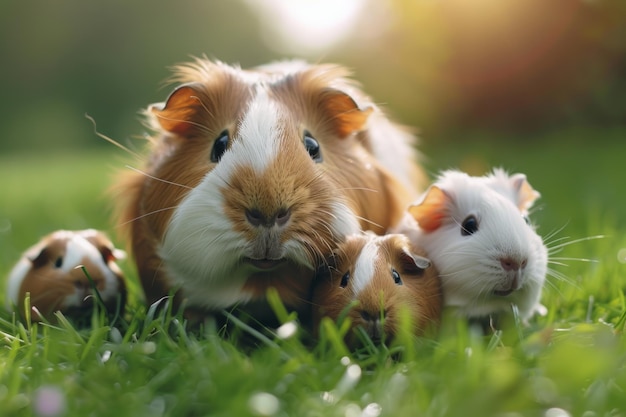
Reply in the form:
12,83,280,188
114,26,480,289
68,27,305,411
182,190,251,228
6,229,127,322
112,59,425,320
312,233,442,347
395,168,548,321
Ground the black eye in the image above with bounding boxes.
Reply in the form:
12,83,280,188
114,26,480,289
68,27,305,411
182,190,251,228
54,257,63,268
392,269,403,285
461,215,479,236
339,271,350,288
210,130,229,163
304,131,322,162
523,215,531,225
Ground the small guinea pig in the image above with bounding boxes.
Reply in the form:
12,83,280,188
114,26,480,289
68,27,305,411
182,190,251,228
394,169,548,321
312,233,442,347
6,229,127,322
112,59,425,319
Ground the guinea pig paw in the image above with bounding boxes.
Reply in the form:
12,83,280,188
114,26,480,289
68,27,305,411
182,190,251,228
534,303,548,317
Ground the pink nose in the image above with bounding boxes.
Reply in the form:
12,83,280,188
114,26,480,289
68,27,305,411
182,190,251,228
500,257,527,271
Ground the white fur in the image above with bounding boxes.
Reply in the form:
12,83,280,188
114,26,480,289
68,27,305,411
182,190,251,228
6,258,31,308
351,236,380,297
399,169,548,320
329,202,361,242
234,89,282,175
62,234,121,307
367,114,420,197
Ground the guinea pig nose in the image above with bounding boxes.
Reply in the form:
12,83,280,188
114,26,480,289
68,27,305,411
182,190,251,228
360,309,386,322
275,208,291,227
500,257,527,271
245,208,292,228
245,208,266,227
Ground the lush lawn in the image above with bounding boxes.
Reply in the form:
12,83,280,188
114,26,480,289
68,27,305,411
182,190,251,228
1,128,625,417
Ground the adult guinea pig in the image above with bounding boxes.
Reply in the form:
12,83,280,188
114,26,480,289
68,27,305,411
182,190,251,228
312,233,442,347
112,59,425,319
5,229,127,322
394,169,548,322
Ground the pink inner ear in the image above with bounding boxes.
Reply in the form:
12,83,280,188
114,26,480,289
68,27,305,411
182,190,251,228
318,88,372,138
512,174,540,212
408,186,449,232
152,84,205,137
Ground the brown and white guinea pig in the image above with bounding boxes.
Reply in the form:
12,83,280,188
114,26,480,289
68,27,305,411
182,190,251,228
394,168,548,322
311,233,442,347
5,229,127,322
112,59,425,318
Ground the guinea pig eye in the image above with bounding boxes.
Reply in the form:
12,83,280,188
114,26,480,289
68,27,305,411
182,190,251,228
53,257,63,268
303,131,322,163
461,215,479,236
339,271,350,288
523,215,531,225
210,130,229,163
392,269,403,286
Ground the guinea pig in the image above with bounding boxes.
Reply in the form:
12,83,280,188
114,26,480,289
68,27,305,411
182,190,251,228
394,168,548,321
5,229,127,322
311,233,442,347
112,59,425,320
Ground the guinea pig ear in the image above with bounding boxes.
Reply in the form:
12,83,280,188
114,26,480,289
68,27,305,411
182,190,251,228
407,186,451,232
318,88,373,138
29,247,51,269
511,173,541,212
151,83,207,137
399,248,431,275
98,245,127,263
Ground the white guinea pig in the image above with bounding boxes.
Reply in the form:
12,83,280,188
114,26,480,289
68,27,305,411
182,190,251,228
112,59,425,319
6,229,127,322
395,169,548,321
312,233,442,347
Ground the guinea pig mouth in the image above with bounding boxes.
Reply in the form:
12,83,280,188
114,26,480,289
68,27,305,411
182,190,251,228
493,288,515,297
245,258,285,270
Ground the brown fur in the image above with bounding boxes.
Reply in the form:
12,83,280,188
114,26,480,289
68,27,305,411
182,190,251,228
312,234,442,348
111,59,423,314
14,231,126,322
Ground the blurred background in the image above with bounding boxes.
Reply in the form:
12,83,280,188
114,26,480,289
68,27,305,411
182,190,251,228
1,0,624,151
1,0,625,270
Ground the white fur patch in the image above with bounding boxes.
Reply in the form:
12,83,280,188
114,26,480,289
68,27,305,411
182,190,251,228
160,165,251,308
63,236,97,273
6,258,30,308
330,202,361,239
63,235,121,306
351,237,380,296
232,89,283,175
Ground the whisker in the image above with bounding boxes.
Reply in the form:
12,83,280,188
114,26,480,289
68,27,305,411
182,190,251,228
549,257,598,263
119,206,179,226
546,268,580,289
541,222,569,243
85,113,140,158
547,235,605,253
547,260,570,268
191,95,216,120
154,112,213,135
336,186,380,194
125,165,193,189
354,215,383,230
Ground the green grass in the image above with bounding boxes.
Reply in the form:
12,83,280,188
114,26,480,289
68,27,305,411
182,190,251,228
1,129,626,417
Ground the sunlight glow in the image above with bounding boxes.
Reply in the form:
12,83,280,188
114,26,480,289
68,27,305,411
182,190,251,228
245,0,366,53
